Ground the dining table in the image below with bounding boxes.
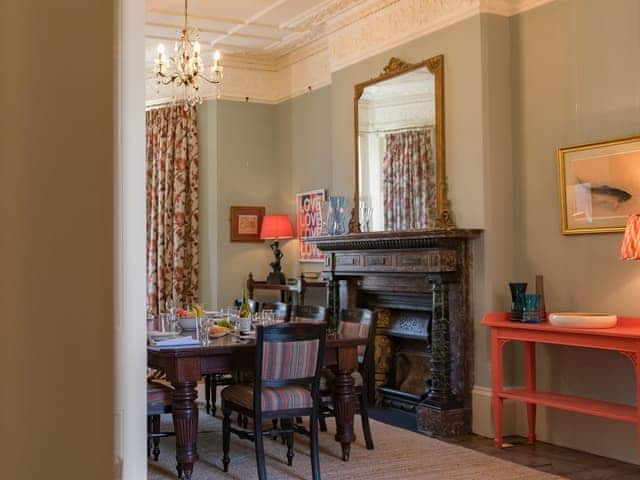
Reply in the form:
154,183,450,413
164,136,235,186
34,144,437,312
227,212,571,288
148,332,368,480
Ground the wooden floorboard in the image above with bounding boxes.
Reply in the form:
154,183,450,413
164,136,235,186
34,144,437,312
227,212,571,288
369,407,640,479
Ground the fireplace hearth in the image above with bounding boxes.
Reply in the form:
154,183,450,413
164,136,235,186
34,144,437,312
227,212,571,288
306,229,482,437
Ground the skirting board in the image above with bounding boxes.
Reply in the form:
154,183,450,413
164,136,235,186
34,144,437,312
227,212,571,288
472,386,640,465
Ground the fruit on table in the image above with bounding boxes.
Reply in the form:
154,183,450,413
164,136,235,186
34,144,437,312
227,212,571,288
191,304,204,317
176,307,195,318
216,319,233,329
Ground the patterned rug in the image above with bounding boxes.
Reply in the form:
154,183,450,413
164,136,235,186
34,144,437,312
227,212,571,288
148,409,561,479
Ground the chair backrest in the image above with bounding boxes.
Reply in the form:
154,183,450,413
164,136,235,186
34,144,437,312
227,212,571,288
233,298,259,314
338,308,375,365
260,301,291,321
290,304,327,323
254,323,326,411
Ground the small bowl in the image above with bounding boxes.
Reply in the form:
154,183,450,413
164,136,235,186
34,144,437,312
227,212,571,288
178,316,197,331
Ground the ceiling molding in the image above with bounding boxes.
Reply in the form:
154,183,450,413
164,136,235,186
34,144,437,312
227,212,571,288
145,0,558,105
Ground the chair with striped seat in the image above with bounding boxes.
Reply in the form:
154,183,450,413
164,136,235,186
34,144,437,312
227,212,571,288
147,379,175,461
221,323,326,480
319,308,376,450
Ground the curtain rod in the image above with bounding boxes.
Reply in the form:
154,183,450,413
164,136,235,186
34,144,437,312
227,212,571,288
359,124,434,135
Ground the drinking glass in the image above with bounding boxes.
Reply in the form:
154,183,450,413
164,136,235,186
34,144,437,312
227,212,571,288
158,313,170,333
196,316,211,346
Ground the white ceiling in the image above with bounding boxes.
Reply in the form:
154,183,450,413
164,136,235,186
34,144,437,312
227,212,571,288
145,0,366,63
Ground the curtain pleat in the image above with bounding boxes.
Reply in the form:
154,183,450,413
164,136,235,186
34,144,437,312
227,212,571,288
382,129,436,230
146,105,200,315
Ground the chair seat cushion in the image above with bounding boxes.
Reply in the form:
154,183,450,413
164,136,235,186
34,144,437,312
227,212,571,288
147,381,173,410
222,384,313,412
320,370,363,392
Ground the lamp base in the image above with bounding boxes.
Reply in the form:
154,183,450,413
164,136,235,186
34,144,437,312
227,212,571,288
266,271,286,285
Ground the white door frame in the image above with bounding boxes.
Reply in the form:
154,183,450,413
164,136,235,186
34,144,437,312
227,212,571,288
114,0,147,478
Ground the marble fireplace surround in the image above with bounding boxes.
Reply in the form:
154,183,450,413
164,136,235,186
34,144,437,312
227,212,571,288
306,228,482,436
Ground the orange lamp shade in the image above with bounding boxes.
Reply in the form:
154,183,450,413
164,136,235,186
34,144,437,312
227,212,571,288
621,214,640,260
260,214,294,240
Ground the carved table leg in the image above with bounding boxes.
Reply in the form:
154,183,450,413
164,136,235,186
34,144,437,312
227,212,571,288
172,380,199,479
332,367,356,461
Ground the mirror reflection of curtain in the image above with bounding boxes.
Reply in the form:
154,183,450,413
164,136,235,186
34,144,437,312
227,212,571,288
382,128,435,230
146,105,200,315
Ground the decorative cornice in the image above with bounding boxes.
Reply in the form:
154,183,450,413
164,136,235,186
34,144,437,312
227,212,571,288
145,0,559,105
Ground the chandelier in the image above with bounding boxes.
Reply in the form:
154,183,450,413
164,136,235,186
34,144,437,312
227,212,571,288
154,0,223,106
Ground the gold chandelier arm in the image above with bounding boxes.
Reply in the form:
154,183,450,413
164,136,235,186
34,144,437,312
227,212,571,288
184,0,188,32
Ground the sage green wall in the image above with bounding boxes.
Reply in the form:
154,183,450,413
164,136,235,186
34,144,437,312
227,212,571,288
198,100,286,308
275,86,333,296
510,0,640,463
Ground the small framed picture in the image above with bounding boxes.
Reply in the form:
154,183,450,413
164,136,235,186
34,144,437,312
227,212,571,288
296,189,326,262
230,206,265,242
557,135,640,234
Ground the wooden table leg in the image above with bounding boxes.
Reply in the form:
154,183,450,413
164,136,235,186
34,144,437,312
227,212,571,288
172,380,199,479
332,368,356,461
491,329,505,449
525,341,537,444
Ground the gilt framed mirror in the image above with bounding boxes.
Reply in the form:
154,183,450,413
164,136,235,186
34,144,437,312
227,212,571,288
352,55,453,233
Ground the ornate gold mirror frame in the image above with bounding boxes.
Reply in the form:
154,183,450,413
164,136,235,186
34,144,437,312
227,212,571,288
351,55,454,233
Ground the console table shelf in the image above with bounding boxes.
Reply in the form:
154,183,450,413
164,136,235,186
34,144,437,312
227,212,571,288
482,312,640,451
499,389,636,424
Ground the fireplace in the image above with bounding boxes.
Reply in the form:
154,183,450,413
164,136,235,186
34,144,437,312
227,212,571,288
306,229,481,437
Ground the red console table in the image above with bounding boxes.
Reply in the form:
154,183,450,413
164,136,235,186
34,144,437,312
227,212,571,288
482,312,640,450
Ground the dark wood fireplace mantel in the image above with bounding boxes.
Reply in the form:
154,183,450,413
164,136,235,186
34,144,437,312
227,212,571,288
306,228,482,437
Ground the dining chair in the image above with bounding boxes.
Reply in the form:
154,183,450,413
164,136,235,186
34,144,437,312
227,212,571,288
205,299,260,416
260,301,292,322
147,379,175,461
221,323,326,480
319,308,376,450
291,304,327,323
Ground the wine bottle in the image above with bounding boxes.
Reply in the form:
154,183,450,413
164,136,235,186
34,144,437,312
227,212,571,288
239,287,252,319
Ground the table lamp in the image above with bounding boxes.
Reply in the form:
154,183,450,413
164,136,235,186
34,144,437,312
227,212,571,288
621,214,640,261
260,214,294,284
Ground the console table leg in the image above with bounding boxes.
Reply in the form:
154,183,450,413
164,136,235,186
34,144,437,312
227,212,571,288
491,330,504,448
525,341,537,444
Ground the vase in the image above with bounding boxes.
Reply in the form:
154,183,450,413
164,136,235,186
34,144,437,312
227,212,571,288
328,196,346,235
509,282,527,322
523,293,542,323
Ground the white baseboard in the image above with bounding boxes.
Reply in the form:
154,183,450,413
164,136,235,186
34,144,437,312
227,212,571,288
471,386,640,465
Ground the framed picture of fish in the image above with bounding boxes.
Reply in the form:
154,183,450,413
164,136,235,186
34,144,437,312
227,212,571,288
557,135,640,234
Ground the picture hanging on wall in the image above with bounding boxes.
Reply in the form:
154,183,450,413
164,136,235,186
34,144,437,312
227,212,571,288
230,206,265,242
296,189,325,262
557,135,640,234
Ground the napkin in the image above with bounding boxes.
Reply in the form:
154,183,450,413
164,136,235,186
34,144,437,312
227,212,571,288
150,336,200,348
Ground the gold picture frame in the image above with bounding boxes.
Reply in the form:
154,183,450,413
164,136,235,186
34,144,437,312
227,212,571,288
557,135,640,235
352,55,454,232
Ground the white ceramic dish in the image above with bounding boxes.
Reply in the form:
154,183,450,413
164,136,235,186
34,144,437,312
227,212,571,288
548,312,617,329
178,316,197,331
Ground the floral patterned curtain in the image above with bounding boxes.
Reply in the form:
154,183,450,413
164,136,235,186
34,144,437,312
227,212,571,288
146,105,199,315
382,128,436,230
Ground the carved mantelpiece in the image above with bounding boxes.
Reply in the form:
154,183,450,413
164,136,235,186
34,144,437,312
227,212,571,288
306,228,482,437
